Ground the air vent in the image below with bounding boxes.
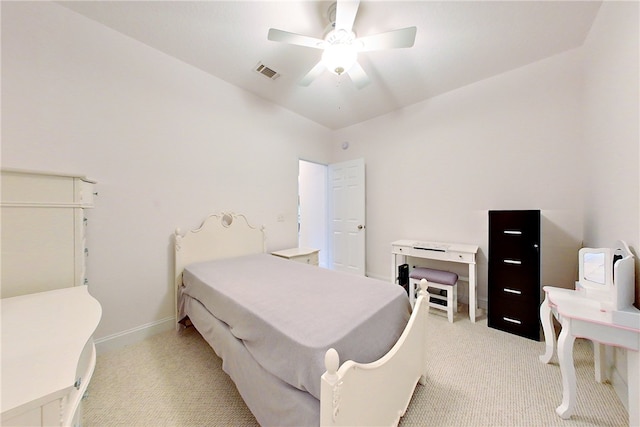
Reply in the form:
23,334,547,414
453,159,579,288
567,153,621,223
254,62,281,81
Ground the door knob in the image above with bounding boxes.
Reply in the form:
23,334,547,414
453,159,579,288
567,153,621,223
358,225,364,230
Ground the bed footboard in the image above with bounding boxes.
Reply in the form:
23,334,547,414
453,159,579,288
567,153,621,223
320,280,429,426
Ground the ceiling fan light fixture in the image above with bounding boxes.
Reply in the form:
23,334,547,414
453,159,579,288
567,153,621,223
321,28,358,75
267,0,415,88
321,42,357,75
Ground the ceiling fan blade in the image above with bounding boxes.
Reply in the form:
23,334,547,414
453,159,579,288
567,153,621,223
268,28,325,49
347,62,370,89
357,26,417,52
300,61,326,87
335,0,360,32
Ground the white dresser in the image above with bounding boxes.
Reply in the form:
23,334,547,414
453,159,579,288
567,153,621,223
1,286,102,427
272,247,320,266
1,169,96,298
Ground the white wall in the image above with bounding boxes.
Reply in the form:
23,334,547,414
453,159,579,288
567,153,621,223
581,1,640,411
330,49,586,306
1,2,332,345
583,1,639,299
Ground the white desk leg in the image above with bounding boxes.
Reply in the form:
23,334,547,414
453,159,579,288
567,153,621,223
392,254,397,283
469,263,477,322
628,350,639,427
539,293,555,364
556,320,577,419
593,343,607,383
392,254,406,284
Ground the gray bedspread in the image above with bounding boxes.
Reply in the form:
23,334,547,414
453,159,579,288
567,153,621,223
179,253,410,401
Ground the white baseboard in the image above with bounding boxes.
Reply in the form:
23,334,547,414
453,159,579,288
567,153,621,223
94,316,175,355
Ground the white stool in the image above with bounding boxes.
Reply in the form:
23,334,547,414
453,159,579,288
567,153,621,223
409,267,458,322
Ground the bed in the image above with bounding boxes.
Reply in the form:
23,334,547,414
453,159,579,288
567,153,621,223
174,212,430,426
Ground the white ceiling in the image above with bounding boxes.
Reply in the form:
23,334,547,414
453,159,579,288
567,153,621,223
57,1,602,130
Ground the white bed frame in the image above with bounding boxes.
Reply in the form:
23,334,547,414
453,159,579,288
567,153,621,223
174,212,429,427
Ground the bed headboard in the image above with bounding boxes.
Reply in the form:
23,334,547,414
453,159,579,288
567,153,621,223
174,212,265,324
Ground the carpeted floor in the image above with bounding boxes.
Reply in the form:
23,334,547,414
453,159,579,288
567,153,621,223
83,308,629,426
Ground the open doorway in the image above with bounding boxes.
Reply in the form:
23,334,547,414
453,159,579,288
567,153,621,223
298,160,328,268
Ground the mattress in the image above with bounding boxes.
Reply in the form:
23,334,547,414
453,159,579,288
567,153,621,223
179,253,411,401
183,295,320,426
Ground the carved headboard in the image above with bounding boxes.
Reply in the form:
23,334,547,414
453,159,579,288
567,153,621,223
173,212,265,324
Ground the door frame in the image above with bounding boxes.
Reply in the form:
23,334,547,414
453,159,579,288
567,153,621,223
298,159,329,268
298,158,366,274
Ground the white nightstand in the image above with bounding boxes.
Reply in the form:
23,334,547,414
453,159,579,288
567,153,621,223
272,247,319,266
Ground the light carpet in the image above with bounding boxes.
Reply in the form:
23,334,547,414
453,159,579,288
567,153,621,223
83,309,629,426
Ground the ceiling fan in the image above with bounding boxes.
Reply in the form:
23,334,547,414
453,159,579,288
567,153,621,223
267,0,417,89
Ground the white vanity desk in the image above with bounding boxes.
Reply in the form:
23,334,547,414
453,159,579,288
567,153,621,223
391,240,479,322
540,287,639,425
539,241,639,426
1,286,102,426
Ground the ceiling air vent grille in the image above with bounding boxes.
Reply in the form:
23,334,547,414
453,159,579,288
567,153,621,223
255,62,281,81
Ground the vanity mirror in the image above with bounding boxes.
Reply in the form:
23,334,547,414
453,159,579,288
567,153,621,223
576,240,634,311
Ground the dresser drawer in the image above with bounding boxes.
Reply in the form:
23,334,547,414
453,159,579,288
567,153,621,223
488,260,539,291
392,245,475,264
489,210,540,237
488,297,540,340
272,248,319,266
489,278,540,300
488,240,539,263
448,251,474,263
291,251,319,266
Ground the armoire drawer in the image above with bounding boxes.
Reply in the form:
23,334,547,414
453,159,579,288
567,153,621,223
1,169,96,207
1,169,96,298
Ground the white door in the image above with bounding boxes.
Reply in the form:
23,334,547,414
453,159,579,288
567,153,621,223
328,158,366,275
